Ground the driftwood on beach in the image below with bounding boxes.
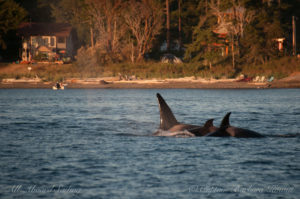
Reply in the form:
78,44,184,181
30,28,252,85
1,75,300,89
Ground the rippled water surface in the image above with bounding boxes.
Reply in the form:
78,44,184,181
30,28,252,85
0,89,299,199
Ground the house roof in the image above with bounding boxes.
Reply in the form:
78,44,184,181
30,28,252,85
18,22,72,37
213,23,231,35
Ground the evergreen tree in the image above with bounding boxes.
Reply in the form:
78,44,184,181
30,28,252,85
179,0,204,47
240,1,289,64
15,0,53,22
0,0,26,50
49,0,90,46
184,0,224,67
184,0,299,66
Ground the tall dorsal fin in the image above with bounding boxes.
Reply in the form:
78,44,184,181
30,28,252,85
220,112,231,129
204,119,214,128
157,93,179,130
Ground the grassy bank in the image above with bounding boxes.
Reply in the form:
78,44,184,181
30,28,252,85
109,57,300,80
0,57,299,82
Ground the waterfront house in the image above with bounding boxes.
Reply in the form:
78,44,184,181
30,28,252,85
18,22,75,63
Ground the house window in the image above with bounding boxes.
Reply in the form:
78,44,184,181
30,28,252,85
58,37,65,43
43,38,49,46
50,37,55,47
31,36,37,46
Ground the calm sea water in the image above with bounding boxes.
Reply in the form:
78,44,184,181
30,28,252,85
0,89,299,199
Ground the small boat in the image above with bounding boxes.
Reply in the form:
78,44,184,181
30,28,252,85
53,82,65,90
52,85,64,90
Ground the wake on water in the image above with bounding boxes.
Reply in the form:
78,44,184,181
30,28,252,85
153,130,300,138
153,129,195,137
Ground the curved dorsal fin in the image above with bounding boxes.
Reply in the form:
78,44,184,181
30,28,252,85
157,93,178,130
220,112,231,129
204,119,214,128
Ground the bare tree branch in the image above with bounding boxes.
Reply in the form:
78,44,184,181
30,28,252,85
123,0,163,61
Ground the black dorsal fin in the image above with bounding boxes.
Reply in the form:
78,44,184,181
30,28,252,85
204,119,214,128
220,112,231,129
157,93,178,130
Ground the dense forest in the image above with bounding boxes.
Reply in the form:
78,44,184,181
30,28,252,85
0,0,299,69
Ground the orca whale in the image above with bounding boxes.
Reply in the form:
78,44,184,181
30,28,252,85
206,112,264,138
154,93,216,136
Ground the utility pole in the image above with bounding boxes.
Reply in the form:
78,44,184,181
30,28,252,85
292,16,296,56
166,0,170,52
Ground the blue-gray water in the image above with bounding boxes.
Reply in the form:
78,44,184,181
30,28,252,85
0,89,299,199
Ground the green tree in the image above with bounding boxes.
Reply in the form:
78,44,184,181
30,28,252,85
15,0,53,22
184,0,298,67
184,1,223,68
0,0,26,49
174,0,203,51
240,1,287,64
49,0,90,46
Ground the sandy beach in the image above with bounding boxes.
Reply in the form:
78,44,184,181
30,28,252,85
1,74,300,89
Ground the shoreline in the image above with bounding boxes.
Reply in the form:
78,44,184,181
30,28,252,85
1,63,300,89
1,78,300,89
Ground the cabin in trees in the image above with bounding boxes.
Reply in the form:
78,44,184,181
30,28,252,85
18,23,76,63
213,6,285,55
212,6,247,57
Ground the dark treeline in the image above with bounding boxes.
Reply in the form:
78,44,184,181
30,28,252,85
0,0,299,69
